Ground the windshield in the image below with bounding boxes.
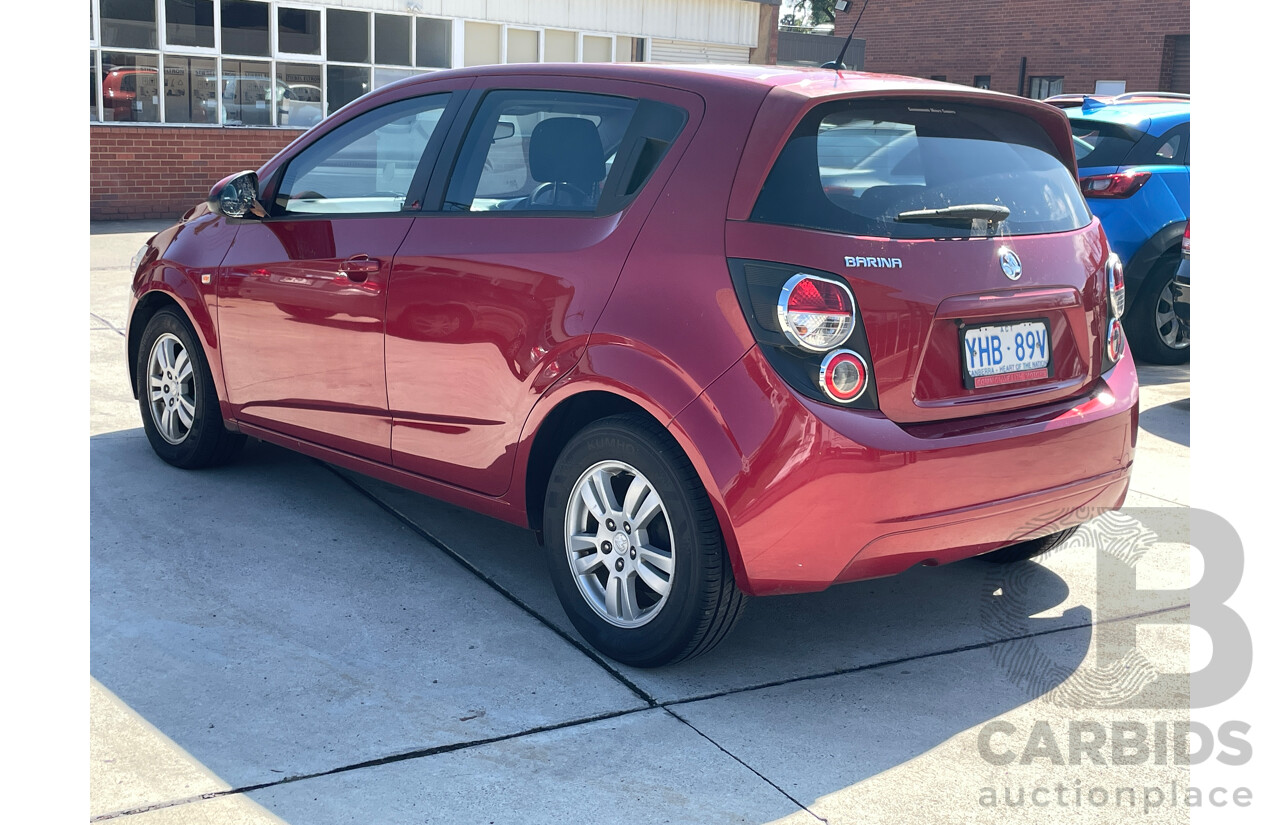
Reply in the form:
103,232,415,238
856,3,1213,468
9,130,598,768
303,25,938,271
752,99,1091,240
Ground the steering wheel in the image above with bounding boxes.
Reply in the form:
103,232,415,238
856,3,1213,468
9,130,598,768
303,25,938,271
529,181,591,209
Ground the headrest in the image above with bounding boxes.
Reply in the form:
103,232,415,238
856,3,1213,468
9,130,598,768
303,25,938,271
529,118,606,188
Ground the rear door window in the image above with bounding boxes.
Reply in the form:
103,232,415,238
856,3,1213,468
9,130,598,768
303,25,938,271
443,90,640,214
433,87,686,216
753,99,1091,240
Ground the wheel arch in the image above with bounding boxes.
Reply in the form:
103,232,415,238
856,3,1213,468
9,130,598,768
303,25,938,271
128,278,227,414
1123,220,1187,291
518,384,745,592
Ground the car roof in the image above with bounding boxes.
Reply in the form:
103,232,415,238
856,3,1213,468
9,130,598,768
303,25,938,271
1064,100,1190,133
394,62,1012,101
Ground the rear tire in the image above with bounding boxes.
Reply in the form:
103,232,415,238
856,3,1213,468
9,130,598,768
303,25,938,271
543,414,747,667
135,309,245,469
978,526,1078,564
1125,255,1189,364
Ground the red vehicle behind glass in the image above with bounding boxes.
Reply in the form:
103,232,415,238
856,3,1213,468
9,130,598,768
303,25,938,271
127,64,1138,667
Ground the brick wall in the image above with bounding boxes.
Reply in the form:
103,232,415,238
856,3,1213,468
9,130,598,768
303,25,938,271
90,126,302,220
834,0,1190,97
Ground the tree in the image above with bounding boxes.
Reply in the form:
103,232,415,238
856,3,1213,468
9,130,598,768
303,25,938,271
790,0,839,26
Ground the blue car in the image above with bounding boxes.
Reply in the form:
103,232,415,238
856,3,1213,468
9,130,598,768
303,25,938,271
1068,99,1190,363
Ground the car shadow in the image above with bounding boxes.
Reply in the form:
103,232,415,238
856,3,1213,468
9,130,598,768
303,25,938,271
92,433,1090,819
1138,397,1190,447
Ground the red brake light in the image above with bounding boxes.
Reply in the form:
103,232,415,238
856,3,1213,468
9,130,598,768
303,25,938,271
1106,318,1125,362
1106,254,1125,318
777,274,855,352
818,350,869,403
1182,223,1190,258
1080,170,1152,199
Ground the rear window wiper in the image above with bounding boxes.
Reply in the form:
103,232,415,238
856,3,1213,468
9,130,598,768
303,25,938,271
895,204,1011,235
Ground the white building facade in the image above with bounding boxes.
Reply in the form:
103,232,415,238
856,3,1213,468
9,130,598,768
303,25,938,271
90,0,770,126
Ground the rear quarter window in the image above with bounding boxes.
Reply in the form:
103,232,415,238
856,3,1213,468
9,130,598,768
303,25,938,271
753,99,1091,240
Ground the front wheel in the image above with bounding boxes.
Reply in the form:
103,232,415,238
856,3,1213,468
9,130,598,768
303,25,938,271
135,309,245,468
543,414,747,667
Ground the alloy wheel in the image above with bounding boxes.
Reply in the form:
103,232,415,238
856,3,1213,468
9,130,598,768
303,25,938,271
564,460,675,628
1154,280,1189,350
147,332,197,444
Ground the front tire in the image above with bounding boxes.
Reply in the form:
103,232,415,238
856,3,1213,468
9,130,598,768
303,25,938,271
135,309,245,469
543,414,747,667
1125,255,1189,364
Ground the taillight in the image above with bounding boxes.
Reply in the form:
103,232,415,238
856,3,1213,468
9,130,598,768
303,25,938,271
1106,253,1125,318
1106,318,1124,361
776,274,855,352
1080,169,1151,199
1181,223,1190,258
819,350,869,402
727,260,878,410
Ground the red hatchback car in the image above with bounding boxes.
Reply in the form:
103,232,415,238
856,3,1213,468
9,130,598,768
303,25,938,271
127,64,1138,667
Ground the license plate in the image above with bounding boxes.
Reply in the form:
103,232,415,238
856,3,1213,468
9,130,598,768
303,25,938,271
961,320,1051,388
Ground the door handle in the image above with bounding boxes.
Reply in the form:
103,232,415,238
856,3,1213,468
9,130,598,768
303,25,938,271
339,255,382,282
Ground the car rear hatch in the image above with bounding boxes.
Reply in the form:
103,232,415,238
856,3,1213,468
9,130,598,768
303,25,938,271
726,91,1118,425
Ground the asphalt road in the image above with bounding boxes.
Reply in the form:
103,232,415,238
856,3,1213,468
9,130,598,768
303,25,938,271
90,221,1193,824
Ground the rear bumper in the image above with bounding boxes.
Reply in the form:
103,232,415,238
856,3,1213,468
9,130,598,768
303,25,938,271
673,345,1139,596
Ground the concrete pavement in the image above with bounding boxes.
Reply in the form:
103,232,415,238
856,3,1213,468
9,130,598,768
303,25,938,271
91,221,1193,823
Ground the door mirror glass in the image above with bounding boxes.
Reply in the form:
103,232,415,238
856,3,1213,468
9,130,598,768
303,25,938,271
208,170,261,218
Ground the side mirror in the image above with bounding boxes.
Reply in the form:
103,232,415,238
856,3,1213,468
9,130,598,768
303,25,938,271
493,121,516,141
208,170,262,218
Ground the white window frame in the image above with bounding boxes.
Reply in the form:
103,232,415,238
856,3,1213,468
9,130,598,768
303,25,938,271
373,11,415,69
218,0,271,59
325,6,371,66
217,53,276,127
159,0,220,57
412,15,455,70
273,1,325,62
275,59,326,126
90,0,100,46
502,25,541,64
577,32,617,64
160,52,221,125
97,47,163,123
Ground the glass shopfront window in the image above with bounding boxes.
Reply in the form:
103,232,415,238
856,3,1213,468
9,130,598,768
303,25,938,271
91,4,634,126
375,14,412,66
277,6,321,55
221,0,270,56
220,58,274,125
166,0,215,49
101,0,158,50
102,51,160,122
328,9,370,63
164,55,218,123
415,18,452,68
327,65,370,112
90,51,100,121
278,62,324,127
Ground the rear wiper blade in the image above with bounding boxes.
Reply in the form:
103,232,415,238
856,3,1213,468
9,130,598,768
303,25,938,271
895,204,1011,224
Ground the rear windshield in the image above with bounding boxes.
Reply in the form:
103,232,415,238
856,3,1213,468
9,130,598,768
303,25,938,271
752,99,1091,240
1070,119,1142,167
